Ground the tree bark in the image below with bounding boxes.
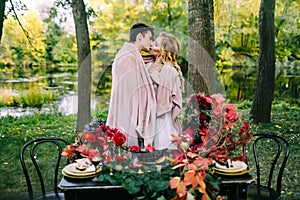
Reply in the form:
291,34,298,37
188,0,216,95
0,0,5,43
250,0,275,123
72,0,92,132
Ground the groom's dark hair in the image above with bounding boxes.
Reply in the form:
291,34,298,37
129,23,154,42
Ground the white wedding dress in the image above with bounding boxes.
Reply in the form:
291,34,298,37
153,111,178,150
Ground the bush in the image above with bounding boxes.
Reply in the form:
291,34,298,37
15,88,58,108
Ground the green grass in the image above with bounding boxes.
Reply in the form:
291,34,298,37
0,100,299,200
0,113,76,200
239,101,300,200
0,88,58,108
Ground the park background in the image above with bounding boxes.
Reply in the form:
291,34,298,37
0,0,299,199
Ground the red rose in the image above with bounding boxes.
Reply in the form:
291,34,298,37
105,127,115,140
82,132,96,143
115,155,125,163
100,124,106,131
129,145,141,152
200,113,207,120
113,131,126,146
145,144,156,152
225,105,238,122
240,122,250,131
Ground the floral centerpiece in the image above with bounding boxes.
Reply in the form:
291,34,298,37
62,119,127,162
169,93,252,200
62,93,252,200
62,119,159,170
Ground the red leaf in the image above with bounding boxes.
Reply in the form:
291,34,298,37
170,177,181,189
183,170,195,185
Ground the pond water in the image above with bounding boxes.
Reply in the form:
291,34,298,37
0,65,111,117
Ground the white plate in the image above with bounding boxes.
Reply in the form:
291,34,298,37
62,170,100,179
214,160,247,173
215,169,249,176
142,156,166,165
62,163,100,177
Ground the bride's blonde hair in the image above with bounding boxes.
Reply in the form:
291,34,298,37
159,32,184,91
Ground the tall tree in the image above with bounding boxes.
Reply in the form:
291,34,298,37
250,0,276,123
72,0,92,132
188,0,216,95
0,0,5,42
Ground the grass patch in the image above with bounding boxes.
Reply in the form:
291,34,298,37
0,88,58,108
0,113,76,200
238,101,300,200
0,100,299,200
16,88,58,108
0,89,16,107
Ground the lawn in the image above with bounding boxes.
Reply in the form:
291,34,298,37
0,100,299,200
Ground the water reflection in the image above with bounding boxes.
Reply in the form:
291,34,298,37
0,93,97,117
58,93,97,116
58,94,78,116
0,65,111,118
0,107,36,118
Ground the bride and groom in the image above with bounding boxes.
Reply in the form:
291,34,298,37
106,23,184,150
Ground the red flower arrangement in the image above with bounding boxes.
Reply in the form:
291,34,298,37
62,121,126,161
62,119,157,166
169,93,253,200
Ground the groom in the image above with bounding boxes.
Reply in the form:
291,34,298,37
106,23,156,148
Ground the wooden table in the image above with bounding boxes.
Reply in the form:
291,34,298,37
58,173,254,200
218,173,254,200
58,177,133,200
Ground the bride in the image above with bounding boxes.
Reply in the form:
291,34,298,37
147,32,184,150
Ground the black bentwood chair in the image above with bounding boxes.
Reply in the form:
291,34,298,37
20,137,69,200
247,133,290,200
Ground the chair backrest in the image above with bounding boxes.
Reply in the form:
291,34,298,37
252,133,290,194
20,137,69,200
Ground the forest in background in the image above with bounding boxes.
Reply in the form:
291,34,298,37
0,1,299,199
0,0,299,102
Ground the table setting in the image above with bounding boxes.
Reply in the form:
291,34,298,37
213,159,249,176
60,93,254,200
62,158,102,180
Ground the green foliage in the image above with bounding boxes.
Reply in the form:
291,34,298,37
15,88,58,108
204,173,222,199
43,22,64,63
274,0,300,60
94,107,109,120
214,0,299,102
51,35,77,63
0,88,58,108
98,164,177,199
90,0,141,66
43,9,77,64
2,13,46,65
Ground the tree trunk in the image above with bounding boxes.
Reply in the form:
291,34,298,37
250,0,275,123
188,0,216,95
72,0,92,132
0,0,5,42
